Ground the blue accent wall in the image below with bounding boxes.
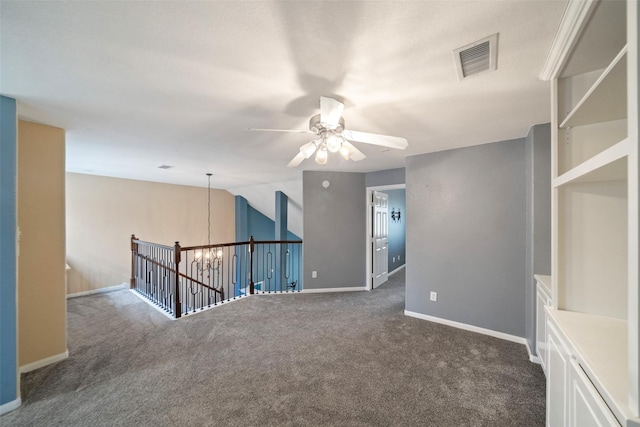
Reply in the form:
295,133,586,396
246,205,300,241
0,96,18,407
387,189,406,272
234,195,302,293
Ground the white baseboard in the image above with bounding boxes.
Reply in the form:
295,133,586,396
67,283,128,298
524,340,542,364
302,286,367,294
389,264,406,277
19,349,69,374
404,310,527,345
0,397,21,415
129,289,250,319
129,289,176,319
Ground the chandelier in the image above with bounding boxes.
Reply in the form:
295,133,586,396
193,173,222,276
299,131,352,165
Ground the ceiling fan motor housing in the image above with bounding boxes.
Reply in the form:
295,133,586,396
309,114,345,134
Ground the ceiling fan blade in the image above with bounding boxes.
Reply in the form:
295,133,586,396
320,96,344,128
341,141,366,161
287,152,306,168
342,130,408,150
247,128,313,134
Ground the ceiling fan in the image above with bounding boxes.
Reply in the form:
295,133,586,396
249,96,408,167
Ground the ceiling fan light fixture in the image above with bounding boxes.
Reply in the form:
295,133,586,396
326,133,342,153
315,146,328,165
339,144,351,160
300,140,319,158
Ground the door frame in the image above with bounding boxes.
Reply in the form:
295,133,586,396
365,183,406,290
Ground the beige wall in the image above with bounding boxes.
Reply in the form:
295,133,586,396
18,120,67,367
66,173,235,294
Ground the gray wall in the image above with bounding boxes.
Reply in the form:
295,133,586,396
405,138,527,337
365,168,405,187
525,123,551,352
303,171,366,289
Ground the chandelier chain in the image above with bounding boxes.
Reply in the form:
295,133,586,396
207,173,212,248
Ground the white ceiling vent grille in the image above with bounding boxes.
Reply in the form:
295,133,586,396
453,33,499,80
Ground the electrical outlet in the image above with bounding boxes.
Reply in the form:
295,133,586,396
392,256,395,262
398,255,401,261
430,291,438,302
312,271,317,279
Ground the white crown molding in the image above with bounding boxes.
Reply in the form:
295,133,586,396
539,0,598,81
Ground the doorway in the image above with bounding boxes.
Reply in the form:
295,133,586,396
372,190,389,288
366,184,406,290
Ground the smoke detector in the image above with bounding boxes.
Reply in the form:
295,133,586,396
453,33,499,80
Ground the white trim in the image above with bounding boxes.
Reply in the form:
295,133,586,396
367,183,406,191
404,310,527,345
178,295,249,318
302,286,368,294
0,397,21,415
538,0,598,81
67,283,128,298
129,289,250,320
253,291,302,296
129,289,175,319
388,264,405,277
19,350,68,374
524,340,542,364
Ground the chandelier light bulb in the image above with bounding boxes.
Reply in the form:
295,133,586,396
195,251,203,260
315,146,328,165
326,134,342,153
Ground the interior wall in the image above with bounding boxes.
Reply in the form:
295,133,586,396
406,138,527,337
365,167,405,187
303,171,366,289
0,96,18,409
17,120,67,367
387,189,406,272
66,173,235,294
525,123,552,352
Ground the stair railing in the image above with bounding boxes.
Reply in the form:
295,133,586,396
131,235,302,318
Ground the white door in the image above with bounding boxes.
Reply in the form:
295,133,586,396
372,191,389,289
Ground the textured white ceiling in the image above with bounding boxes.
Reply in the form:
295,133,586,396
1,0,566,191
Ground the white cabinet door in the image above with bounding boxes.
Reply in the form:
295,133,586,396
536,286,550,373
548,322,570,427
569,359,619,427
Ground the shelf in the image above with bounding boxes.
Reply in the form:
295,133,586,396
554,138,629,187
560,46,627,129
534,274,552,296
547,308,629,423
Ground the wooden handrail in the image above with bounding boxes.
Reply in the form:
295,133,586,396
134,252,224,295
179,239,302,252
131,239,174,251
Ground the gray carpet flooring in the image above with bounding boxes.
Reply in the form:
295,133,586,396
2,270,546,426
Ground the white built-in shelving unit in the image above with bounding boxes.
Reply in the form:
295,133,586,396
539,0,638,425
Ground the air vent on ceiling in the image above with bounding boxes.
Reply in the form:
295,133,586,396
453,33,499,81
157,164,173,169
